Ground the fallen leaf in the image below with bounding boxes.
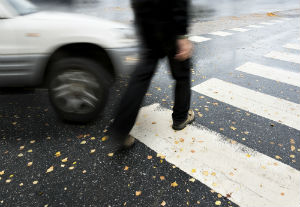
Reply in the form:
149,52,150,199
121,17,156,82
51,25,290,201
202,171,208,176
171,181,178,187
215,200,221,205
280,192,285,196
101,136,108,141
198,112,203,117
147,155,152,159
189,178,195,182
27,162,33,167
18,153,23,157
0,171,5,175
230,126,237,131
30,140,36,144
275,155,282,160
33,180,38,185
179,138,184,142
19,146,25,150
267,12,277,16
19,183,24,186
135,191,142,196
191,150,195,153
160,176,165,180
28,149,33,153
161,201,166,206
246,154,251,158
61,158,68,163
291,145,295,151
6,179,11,183
217,194,222,198
55,151,61,157
192,169,196,173
152,122,157,124
226,192,232,198
124,166,129,171
90,149,96,154
108,153,114,157
80,140,86,145
46,166,54,173
82,170,87,174
90,137,96,140
69,166,75,170
211,172,216,176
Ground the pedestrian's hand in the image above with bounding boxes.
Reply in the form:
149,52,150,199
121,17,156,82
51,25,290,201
175,38,193,61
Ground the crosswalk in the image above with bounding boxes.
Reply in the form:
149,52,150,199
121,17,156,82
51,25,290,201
131,26,300,207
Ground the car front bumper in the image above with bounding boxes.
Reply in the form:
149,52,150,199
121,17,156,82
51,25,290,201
106,47,140,76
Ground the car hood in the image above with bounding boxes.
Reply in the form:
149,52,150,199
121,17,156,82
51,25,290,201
26,11,130,30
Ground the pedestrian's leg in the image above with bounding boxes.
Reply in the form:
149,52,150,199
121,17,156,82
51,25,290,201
110,52,159,142
168,55,191,123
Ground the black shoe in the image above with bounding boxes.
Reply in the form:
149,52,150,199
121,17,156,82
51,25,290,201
122,135,135,149
172,110,195,130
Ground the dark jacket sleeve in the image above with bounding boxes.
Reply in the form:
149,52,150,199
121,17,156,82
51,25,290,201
172,0,189,36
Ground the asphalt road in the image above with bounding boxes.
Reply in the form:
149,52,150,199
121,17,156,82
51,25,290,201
1,2,300,207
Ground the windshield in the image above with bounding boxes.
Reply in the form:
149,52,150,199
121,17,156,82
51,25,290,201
6,0,37,15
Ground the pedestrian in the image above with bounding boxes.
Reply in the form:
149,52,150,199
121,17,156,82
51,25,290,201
110,0,194,149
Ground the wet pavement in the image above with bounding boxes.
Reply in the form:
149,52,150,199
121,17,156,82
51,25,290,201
1,1,300,207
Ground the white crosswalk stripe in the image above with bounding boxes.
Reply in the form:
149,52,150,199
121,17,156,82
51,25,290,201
260,22,275,25
188,36,211,43
209,31,233,37
283,43,300,51
247,25,264,28
236,62,300,87
229,28,250,32
192,78,300,130
265,51,300,64
131,104,300,207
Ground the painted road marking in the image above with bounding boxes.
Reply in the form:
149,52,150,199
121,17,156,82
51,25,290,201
189,36,211,43
229,28,250,32
265,51,300,64
247,25,264,28
236,62,300,87
271,20,284,23
283,43,300,51
260,22,275,25
209,31,233,37
131,103,300,207
192,78,300,130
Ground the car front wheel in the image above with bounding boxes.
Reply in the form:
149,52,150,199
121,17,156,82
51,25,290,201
48,57,111,122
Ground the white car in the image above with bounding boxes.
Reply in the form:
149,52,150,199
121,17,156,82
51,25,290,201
0,0,138,122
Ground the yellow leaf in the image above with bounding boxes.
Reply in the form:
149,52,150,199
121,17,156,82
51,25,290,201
80,140,86,144
18,153,23,157
27,162,33,167
215,200,221,205
108,153,114,157
290,155,295,158
55,151,61,157
171,181,178,187
90,137,96,140
291,145,295,151
46,166,54,173
230,126,237,131
192,169,196,173
135,191,142,196
147,155,152,159
19,183,24,186
6,179,11,183
161,201,166,206
217,194,222,198
198,112,203,117
160,176,165,180
275,155,282,160
101,136,108,141
90,149,96,154
69,166,75,170
30,140,36,144
61,158,68,163
189,178,196,182
179,138,184,142
82,170,87,174
0,170,4,175
267,12,277,16
246,154,251,158
33,180,38,185
202,171,208,176
124,166,129,171
212,182,217,187
19,146,25,150
27,149,33,153
211,172,216,176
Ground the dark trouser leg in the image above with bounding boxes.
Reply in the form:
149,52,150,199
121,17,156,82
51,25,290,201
110,52,159,141
168,56,191,123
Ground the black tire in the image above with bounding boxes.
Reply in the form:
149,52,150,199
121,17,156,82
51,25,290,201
48,57,112,123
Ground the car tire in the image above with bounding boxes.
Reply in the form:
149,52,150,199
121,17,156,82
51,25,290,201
48,57,112,123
